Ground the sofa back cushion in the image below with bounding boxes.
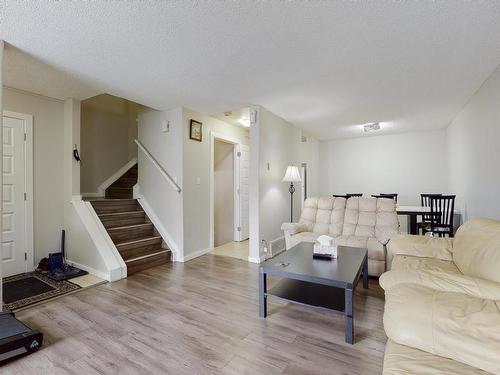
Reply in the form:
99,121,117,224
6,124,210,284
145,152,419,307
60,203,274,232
453,218,500,284
342,197,399,244
298,197,346,236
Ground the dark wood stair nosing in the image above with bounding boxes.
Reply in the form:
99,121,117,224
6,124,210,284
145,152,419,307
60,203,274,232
107,223,153,232
125,249,170,263
98,210,144,218
116,235,162,247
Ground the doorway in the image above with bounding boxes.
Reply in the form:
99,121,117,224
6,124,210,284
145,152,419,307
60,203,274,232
2,111,34,277
213,139,235,247
209,132,250,260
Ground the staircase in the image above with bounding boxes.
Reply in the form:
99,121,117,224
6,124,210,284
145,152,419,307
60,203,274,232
90,164,171,275
105,164,137,199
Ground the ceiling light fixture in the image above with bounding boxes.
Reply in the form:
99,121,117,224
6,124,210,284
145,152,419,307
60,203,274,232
238,117,250,128
363,122,381,132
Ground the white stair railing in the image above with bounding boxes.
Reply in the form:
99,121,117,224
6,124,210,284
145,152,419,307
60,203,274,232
134,139,181,193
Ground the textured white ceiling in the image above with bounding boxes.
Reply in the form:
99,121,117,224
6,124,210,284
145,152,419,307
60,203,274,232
2,2,500,139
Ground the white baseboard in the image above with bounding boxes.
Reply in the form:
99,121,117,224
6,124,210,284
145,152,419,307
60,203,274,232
248,255,266,263
97,157,138,196
135,192,181,261
65,259,118,281
178,247,211,262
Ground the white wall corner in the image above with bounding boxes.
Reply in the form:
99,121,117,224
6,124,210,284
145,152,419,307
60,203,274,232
97,157,138,196
247,254,266,263
65,199,126,282
177,247,211,262
135,192,182,261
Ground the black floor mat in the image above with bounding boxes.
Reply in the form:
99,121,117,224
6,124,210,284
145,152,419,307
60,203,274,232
3,277,55,304
2,272,80,311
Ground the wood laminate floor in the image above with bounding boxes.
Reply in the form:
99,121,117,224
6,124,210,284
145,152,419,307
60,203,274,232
4,254,386,375
210,240,249,261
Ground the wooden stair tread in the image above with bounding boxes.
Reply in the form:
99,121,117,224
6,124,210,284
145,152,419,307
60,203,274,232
90,198,137,203
107,223,152,231
116,235,162,247
98,210,144,217
124,248,170,263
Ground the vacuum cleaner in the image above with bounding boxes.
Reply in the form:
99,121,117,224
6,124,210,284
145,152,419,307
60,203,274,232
46,230,88,281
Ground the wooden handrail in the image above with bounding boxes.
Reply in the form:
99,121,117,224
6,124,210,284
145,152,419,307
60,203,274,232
134,139,181,193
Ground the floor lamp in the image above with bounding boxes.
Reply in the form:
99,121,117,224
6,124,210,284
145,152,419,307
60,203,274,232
282,165,302,222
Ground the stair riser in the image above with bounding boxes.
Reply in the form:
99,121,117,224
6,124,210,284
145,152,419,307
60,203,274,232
123,169,138,178
106,188,133,199
110,178,136,188
108,225,154,243
119,242,164,261
101,215,147,229
91,201,139,214
126,252,171,275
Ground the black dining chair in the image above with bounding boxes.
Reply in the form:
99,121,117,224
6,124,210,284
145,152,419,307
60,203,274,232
332,193,363,199
426,195,456,237
371,193,398,203
417,194,442,234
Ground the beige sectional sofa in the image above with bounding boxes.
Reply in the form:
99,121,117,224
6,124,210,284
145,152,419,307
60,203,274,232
281,196,399,276
380,218,500,374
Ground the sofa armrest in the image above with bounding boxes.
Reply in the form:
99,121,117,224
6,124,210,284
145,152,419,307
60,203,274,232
384,284,500,374
387,234,453,261
281,223,306,235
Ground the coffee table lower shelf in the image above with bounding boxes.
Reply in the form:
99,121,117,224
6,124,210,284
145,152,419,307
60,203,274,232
266,279,345,313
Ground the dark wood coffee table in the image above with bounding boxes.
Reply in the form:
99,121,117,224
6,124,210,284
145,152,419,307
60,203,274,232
259,243,368,344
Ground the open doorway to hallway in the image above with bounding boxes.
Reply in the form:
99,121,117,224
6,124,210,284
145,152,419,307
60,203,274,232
209,108,250,261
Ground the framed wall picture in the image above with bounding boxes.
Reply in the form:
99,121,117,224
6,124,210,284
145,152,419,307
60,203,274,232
189,119,202,142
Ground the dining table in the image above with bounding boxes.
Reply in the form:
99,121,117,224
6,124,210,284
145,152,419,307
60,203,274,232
396,205,441,235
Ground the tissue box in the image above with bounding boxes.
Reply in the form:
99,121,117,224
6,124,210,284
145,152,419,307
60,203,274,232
313,243,338,259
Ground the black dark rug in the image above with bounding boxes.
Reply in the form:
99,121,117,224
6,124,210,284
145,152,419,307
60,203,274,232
2,272,80,311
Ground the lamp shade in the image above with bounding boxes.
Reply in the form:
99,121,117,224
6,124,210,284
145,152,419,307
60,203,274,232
282,166,302,182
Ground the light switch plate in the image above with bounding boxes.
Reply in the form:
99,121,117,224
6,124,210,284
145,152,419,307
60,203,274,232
161,120,170,132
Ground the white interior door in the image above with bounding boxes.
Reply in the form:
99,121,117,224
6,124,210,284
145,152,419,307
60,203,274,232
2,114,30,277
237,144,250,241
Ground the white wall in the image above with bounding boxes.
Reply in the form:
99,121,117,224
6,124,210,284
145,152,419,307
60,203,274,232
137,107,184,257
318,130,449,205
0,40,4,305
3,88,65,262
182,108,249,259
448,65,500,221
249,106,320,261
80,94,139,194
214,140,234,247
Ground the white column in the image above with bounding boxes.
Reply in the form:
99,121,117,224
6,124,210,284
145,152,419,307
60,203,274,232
248,106,261,263
0,40,4,308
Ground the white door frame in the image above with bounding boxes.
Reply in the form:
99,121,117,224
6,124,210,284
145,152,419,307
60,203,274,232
2,110,34,274
209,132,242,249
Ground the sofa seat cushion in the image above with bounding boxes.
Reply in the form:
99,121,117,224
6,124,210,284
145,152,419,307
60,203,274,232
383,340,490,375
292,231,321,243
334,235,385,261
384,284,500,374
391,255,459,274
381,255,500,300
387,234,454,261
